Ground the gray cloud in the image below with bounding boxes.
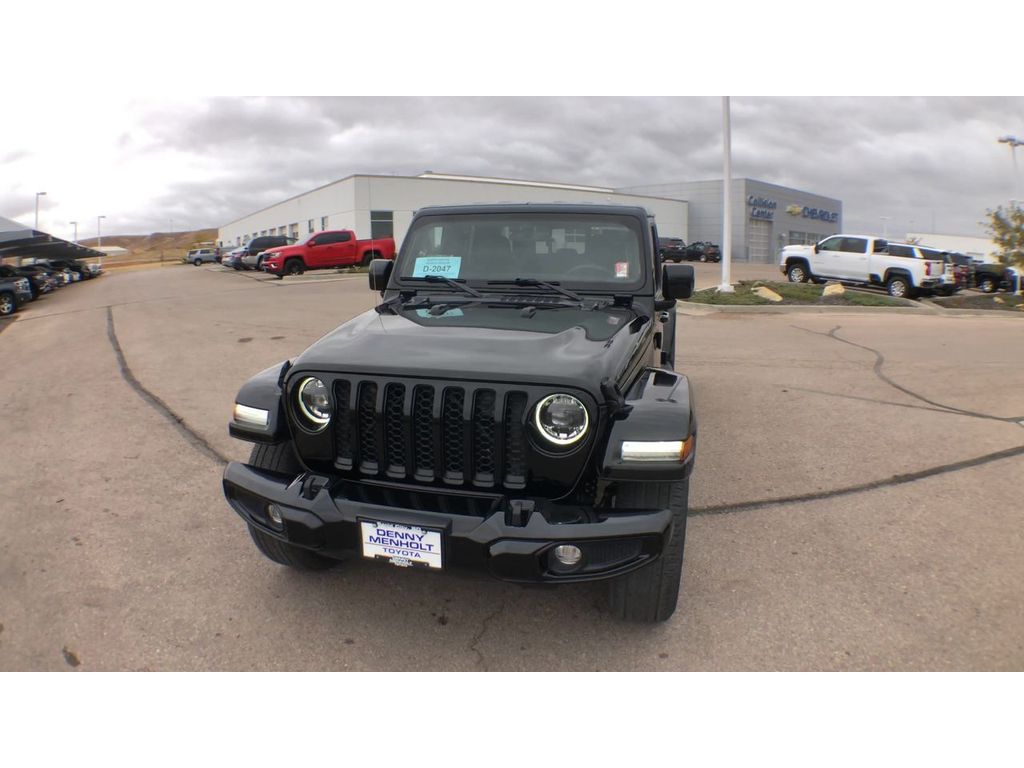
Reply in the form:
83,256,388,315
13,96,1024,238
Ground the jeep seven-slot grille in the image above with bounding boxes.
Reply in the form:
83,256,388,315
332,378,529,489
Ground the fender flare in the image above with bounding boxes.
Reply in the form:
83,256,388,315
599,368,697,482
883,267,913,286
228,361,291,444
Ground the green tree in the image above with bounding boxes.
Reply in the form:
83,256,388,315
983,205,1024,268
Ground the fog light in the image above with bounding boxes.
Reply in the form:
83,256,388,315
266,503,283,526
553,544,583,566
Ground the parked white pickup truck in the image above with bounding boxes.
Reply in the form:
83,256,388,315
779,234,945,298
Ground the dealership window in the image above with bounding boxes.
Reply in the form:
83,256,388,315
290,223,299,239
260,230,267,236
370,210,394,239
788,231,834,246
321,216,328,230
308,219,314,234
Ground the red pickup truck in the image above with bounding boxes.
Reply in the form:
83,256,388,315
261,230,396,277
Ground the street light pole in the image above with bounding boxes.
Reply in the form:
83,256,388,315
97,215,106,269
998,135,1023,208
718,96,734,293
34,191,47,230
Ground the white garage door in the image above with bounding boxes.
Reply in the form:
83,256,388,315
748,218,772,263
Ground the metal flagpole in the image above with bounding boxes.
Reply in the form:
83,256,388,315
718,97,734,292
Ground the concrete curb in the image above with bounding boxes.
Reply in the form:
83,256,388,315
678,300,1024,318
677,301,930,316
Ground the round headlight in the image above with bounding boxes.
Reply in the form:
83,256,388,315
296,376,331,429
534,394,589,446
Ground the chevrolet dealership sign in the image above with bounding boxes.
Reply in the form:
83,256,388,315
787,203,839,223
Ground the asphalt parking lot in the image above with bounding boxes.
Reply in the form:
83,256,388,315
1,263,1022,671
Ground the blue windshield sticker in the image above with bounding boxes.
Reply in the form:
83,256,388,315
415,308,464,318
412,256,462,278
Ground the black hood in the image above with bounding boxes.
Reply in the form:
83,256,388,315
290,301,652,393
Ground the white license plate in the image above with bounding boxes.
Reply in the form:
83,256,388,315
360,520,443,570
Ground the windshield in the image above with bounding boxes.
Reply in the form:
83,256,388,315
397,213,645,290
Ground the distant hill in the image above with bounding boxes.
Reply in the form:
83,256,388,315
78,228,218,267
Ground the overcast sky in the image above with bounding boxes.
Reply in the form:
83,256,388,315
3,96,1022,242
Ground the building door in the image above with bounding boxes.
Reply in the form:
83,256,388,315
748,218,772,263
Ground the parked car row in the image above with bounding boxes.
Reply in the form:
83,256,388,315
219,230,397,277
220,235,296,271
658,238,722,263
779,234,1020,299
0,257,101,317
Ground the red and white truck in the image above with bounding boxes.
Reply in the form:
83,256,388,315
261,230,396,277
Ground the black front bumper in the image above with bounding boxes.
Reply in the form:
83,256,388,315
223,462,672,583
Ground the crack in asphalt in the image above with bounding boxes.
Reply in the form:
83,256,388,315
792,324,1024,424
688,442,1024,516
782,385,987,419
682,324,1023,515
106,305,230,466
468,592,509,671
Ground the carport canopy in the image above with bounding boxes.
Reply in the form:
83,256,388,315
0,215,106,265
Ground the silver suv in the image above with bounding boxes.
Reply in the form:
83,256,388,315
186,247,220,266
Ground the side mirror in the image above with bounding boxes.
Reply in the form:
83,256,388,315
368,259,394,292
662,263,694,300
307,239,317,247
814,243,820,253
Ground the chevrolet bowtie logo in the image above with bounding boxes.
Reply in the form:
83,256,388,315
786,205,803,216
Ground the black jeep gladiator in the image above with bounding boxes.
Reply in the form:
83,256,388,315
222,204,697,622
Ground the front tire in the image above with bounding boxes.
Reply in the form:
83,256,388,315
607,479,688,623
245,442,338,571
699,253,708,263
978,275,998,293
284,258,304,276
786,263,809,283
0,292,15,316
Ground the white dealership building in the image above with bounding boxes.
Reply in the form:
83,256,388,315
218,172,842,263
217,173,689,253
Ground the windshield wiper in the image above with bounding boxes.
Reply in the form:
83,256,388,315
486,278,583,302
405,275,483,297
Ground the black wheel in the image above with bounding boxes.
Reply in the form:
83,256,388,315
887,276,911,298
245,442,338,571
361,252,373,267
978,276,997,293
284,259,304,276
0,292,15,316
193,259,202,266
786,263,808,283
607,479,688,623
699,253,708,263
